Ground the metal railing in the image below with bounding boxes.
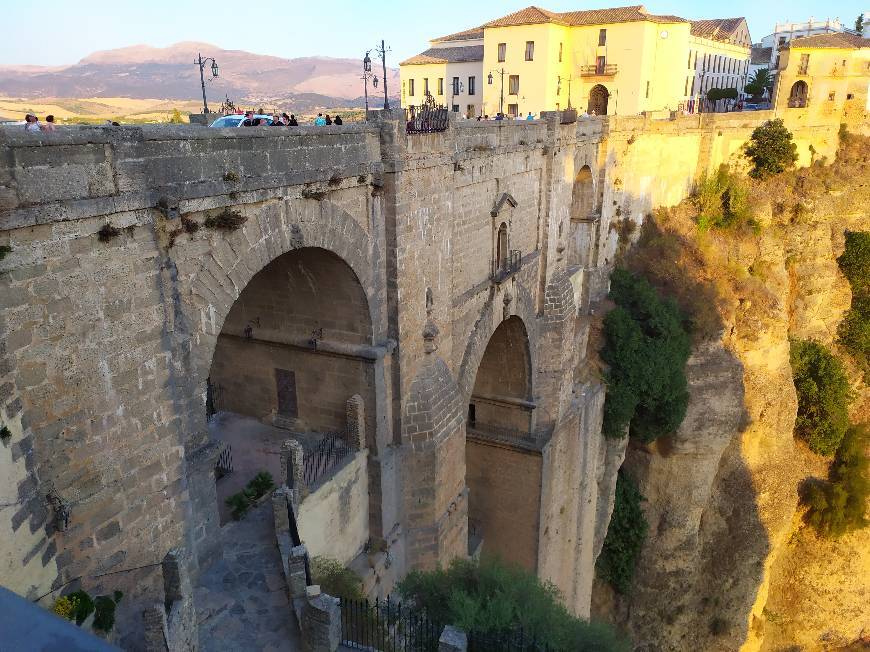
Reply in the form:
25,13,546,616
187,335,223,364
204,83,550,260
492,249,522,283
466,423,546,450
580,63,617,76
215,444,233,480
206,377,224,420
340,597,441,651
405,95,449,134
302,433,353,487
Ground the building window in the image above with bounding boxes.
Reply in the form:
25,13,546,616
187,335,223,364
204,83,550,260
556,75,561,95
525,41,535,61
452,76,460,95
690,76,696,95
452,104,459,112
498,43,506,62
467,104,475,118
423,77,429,95
687,51,692,68
509,75,519,95
645,80,650,98
437,78,443,95
684,76,689,95
598,28,607,46
828,92,835,101
596,56,606,74
507,103,519,117
468,76,476,95
799,53,809,74
409,78,415,97
778,36,787,46
559,42,563,62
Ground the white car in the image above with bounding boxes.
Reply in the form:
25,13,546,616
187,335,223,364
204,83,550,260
209,114,274,127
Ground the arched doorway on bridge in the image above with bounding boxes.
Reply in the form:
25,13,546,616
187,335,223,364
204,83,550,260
466,316,539,571
567,164,599,268
788,80,808,108
207,247,375,559
588,84,609,116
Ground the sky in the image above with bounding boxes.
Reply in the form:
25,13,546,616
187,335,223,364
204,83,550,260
0,0,865,67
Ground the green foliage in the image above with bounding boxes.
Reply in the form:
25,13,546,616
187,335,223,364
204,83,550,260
837,231,870,295
695,166,752,230
790,340,851,456
93,592,122,632
596,472,648,594
744,82,763,98
225,470,275,520
839,293,870,382
745,119,798,179
707,87,739,102
601,269,691,442
857,14,865,32
0,244,11,262
398,558,628,651
52,595,76,620
748,68,773,93
311,556,365,600
803,424,869,537
67,590,95,626
169,108,185,124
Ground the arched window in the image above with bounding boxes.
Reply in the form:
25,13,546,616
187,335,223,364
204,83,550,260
497,222,508,271
788,80,808,108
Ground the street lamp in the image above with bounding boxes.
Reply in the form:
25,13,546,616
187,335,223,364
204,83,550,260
361,51,379,116
375,40,391,110
195,52,219,114
487,68,506,115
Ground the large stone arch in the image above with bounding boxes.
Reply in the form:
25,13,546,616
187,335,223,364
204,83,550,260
177,198,378,395
457,283,538,407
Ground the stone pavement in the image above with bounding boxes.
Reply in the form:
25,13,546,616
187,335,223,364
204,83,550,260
195,500,301,652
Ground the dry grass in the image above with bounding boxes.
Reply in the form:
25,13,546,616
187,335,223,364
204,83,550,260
0,96,201,123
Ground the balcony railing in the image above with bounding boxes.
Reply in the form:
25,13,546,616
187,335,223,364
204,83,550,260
491,249,522,283
580,63,618,76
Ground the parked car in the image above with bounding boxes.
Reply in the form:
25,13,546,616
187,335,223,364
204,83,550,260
209,114,273,127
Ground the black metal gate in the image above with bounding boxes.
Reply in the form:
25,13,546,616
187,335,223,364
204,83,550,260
405,94,449,134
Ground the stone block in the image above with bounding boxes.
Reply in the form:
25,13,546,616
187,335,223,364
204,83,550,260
301,589,341,652
439,625,468,652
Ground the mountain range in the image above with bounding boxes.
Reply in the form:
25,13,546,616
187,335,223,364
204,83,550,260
0,42,400,111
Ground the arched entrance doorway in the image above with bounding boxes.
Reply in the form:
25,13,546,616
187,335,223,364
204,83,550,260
788,80,808,108
208,247,374,541
588,84,609,115
465,317,539,570
568,164,598,268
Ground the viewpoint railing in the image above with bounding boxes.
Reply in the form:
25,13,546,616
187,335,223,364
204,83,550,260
302,432,353,487
340,597,442,651
405,95,449,134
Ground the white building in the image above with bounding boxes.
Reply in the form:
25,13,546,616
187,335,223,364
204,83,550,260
753,17,862,73
686,18,752,111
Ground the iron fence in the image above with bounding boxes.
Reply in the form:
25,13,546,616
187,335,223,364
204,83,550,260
340,597,441,652
466,423,546,450
215,444,234,480
405,95,449,134
302,433,353,487
206,377,224,420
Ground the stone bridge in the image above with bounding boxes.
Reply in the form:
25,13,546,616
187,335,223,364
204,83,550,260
0,109,845,645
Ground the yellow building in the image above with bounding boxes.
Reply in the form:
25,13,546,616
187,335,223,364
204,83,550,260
400,5,753,117
399,28,484,118
772,32,870,119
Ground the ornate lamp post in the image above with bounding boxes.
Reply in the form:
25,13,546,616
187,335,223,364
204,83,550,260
487,68,506,115
375,40,391,110
195,53,219,114
362,50,380,117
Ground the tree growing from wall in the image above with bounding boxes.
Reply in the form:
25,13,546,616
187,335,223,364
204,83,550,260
837,231,870,381
744,119,798,178
601,269,691,442
789,339,852,456
596,471,648,594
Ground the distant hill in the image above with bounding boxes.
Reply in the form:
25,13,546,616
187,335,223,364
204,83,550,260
0,41,400,110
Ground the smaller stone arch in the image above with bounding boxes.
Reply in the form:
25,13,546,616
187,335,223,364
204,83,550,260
788,80,808,108
588,84,609,115
570,165,595,221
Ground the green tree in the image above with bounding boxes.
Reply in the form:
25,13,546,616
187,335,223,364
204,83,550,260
601,269,691,442
596,471,648,594
837,231,870,381
856,14,865,32
747,68,773,94
837,231,870,295
169,108,185,124
744,119,798,178
790,339,851,456
803,424,869,537
398,558,628,651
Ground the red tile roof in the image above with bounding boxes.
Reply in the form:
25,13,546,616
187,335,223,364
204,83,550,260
783,32,870,49
689,17,746,41
400,45,485,66
481,4,688,28
431,26,485,43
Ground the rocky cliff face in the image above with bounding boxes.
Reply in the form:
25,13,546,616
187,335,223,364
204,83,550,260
592,134,869,650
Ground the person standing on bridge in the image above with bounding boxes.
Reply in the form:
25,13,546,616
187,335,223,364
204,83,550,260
288,114,298,126
333,115,343,125
314,113,326,126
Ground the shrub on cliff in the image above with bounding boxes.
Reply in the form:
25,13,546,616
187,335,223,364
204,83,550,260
601,269,691,442
744,119,798,179
596,471,648,595
789,339,851,456
398,557,628,651
803,424,869,537
311,556,364,600
838,293,870,382
695,166,753,230
838,231,870,294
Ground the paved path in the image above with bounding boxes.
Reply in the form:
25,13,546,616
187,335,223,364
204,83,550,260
195,501,301,652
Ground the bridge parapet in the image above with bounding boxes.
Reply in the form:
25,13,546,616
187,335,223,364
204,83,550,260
0,124,382,229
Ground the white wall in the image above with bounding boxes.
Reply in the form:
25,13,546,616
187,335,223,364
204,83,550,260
297,451,369,566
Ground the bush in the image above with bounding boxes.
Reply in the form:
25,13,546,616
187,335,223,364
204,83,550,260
169,109,184,124
790,339,851,456
311,556,365,600
225,470,275,520
695,166,752,230
839,293,870,382
837,231,870,295
803,424,869,537
247,471,275,499
601,269,691,442
398,558,628,651
744,119,798,179
596,472,648,594
93,592,122,632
